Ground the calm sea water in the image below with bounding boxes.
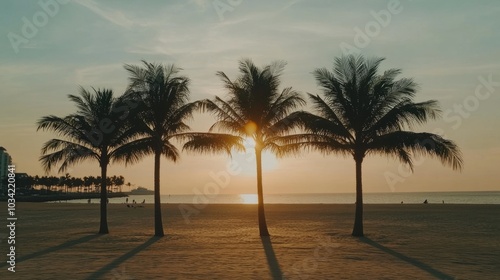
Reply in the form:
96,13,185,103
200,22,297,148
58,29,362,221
65,191,500,204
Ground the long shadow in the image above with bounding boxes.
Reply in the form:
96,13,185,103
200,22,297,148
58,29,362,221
360,237,454,280
0,234,101,268
261,236,283,280
85,236,160,280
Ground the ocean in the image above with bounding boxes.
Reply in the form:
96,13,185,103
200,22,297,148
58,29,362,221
64,191,500,204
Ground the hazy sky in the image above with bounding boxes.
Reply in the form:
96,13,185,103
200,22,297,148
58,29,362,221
1,0,499,195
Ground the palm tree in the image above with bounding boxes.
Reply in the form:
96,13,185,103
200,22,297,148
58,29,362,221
37,88,140,234
114,175,125,192
83,176,92,192
121,61,198,237
40,176,49,193
48,176,59,193
293,55,463,237
183,59,306,236
73,177,84,193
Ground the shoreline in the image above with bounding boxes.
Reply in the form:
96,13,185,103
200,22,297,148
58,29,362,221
0,192,128,202
41,191,500,205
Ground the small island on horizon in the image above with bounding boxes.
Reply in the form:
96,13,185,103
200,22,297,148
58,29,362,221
127,186,154,195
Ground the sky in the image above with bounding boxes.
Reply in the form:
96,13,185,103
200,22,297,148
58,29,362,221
1,0,499,195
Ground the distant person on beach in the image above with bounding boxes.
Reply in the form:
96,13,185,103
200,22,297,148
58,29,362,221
442,200,445,204
126,198,128,204
132,199,136,204
401,201,403,204
88,198,91,204
423,199,428,204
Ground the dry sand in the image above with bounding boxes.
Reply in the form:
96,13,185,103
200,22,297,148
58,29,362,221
0,202,499,279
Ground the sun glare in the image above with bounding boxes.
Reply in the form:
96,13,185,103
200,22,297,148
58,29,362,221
244,121,257,135
229,137,278,175
240,194,258,204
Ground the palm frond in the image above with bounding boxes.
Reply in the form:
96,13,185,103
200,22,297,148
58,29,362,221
265,142,303,158
368,131,463,171
266,133,351,157
161,140,180,162
263,87,305,126
181,133,244,155
306,94,353,139
312,67,356,129
40,140,97,173
209,120,246,136
110,137,155,165
198,98,246,134
366,100,440,136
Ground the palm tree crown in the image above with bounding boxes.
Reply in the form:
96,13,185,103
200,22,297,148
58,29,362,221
37,87,140,233
187,59,306,154
294,55,463,236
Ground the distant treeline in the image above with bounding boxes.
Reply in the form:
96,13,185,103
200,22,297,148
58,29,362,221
0,192,127,202
1,173,131,196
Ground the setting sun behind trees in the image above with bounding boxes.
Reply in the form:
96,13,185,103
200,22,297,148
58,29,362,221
229,137,278,175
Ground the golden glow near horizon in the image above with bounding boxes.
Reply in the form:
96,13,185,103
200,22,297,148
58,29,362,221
239,194,258,204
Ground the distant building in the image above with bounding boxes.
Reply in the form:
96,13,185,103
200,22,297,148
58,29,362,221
0,147,13,192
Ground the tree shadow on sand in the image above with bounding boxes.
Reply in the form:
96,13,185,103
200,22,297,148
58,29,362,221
360,237,454,280
261,236,283,280
85,236,160,280
0,233,101,268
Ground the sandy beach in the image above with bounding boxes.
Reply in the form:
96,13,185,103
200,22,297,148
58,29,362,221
0,203,499,279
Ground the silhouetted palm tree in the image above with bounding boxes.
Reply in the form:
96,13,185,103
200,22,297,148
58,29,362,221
37,88,139,234
112,175,125,192
293,55,463,236
73,177,84,193
83,176,93,192
184,59,306,236
121,61,197,237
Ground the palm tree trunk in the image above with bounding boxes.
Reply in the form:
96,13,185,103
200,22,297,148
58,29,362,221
255,148,270,236
99,163,109,234
352,156,364,237
154,151,164,237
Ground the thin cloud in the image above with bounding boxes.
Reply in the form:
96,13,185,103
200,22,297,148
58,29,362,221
74,63,125,88
411,63,500,77
74,0,134,27
189,0,210,11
